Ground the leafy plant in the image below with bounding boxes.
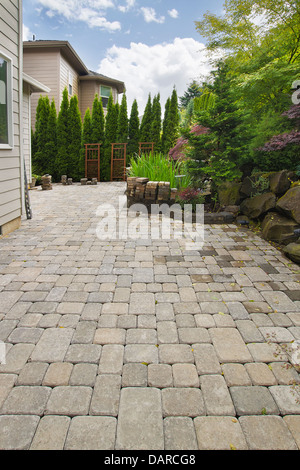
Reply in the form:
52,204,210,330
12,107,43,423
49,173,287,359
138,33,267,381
176,187,205,212
128,152,191,189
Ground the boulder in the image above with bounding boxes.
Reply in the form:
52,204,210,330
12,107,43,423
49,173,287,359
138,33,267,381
223,205,240,217
204,211,235,224
240,192,276,219
276,185,300,224
283,240,300,264
217,181,242,206
269,170,291,195
261,212,300,245
240,176,256,199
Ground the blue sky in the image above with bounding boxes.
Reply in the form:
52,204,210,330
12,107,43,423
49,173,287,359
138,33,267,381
23,0,225,113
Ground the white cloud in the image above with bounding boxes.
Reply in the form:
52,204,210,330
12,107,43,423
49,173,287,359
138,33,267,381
168,9,179,19
141,7,165,24
118,0,136,13
23,24,33,41
98,37,211,114
36,0,120,31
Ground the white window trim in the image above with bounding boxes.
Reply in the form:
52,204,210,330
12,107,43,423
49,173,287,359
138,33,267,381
0,50,13,149
100,85,112,107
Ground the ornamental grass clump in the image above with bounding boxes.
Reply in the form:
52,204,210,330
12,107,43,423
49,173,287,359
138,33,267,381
129,152,191,189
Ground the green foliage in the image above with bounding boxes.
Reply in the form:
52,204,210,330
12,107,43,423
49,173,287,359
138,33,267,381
176,187,205,212
129,152,191,189
33,95,50,175
91,94,105,144
192,0,300,174
56,88,70,177
161,88,180,154
102,93,118,181
140,94,152,143
82,108,93,145
194,91,216,113
127,99,140,158
116,93,128,143
44,99,57,179
68,95,82,180
179,81,202,109
150,93,162,151
186,61,250,185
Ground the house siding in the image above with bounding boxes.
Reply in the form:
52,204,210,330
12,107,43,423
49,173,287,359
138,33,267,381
0,0,23,235
23,48,60,130
60,54,79,100
79,80,119,119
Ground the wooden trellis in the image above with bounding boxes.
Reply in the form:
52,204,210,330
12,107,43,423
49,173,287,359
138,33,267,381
111,143,127,181
85,143,101,181
139,142,154,156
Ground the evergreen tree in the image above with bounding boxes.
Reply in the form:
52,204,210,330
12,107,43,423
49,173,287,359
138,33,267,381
33,95,50,175
161,97,170,154
150,93,161,151
82,108,93,145
187,61,250,184
116,93,128,143
163,87,179,154
103,93,118,181
44,98,57,179
80,108,93,178
179,81,202,109
127,99,140,158
56,87,70,177
68,95,82,180
139,94,152,143
91,94,105,144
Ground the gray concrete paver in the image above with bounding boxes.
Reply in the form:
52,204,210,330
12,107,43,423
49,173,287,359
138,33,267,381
0,183,299,450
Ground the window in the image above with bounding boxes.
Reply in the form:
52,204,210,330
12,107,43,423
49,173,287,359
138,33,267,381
100,85,111,107
0,52,13,148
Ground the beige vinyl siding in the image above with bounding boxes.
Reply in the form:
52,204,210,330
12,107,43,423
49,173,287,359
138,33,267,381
23,48,60,130
0,0,22,232
78,80,98,119
79,80,119,119
60,54,79,100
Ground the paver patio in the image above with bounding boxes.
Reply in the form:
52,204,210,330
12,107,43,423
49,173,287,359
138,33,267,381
0,182,299,450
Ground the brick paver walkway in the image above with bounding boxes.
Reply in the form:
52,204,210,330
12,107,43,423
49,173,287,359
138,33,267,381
0,182,299,450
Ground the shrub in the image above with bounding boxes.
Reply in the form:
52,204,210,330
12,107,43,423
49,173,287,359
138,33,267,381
128,152,191,189
176,187,205,212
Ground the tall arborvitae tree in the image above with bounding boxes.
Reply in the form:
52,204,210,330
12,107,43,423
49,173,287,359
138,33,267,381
68,95,82,180
164,87,179,154
161,97,170,154
32,95,43,168
127,99,140,158
44,98,57,179
91,94,105,144
150,93,161,152
139,94,152,143
103,93,118,181
80,108,93,178
33,95,50,175
56,87,70,177
116,93,128,143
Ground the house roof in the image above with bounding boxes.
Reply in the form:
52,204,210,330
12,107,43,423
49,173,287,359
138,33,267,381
23,72,51,94
80,70,125,94
23,40,125,93
23,40,89,75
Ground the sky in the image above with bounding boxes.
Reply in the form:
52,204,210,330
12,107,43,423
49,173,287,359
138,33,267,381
22,0,225,114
